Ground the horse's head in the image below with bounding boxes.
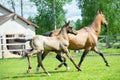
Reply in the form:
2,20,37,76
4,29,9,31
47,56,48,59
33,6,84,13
64,21,77,35
97,11,108,32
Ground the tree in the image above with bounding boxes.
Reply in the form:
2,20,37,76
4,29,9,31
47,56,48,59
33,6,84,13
20,0,23,17
0,0,24,17
29,0,72,34
77,0,120,35
75,19,82,30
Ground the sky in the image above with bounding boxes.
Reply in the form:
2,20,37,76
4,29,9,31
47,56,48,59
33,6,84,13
0,0,82,22
63,0,82,21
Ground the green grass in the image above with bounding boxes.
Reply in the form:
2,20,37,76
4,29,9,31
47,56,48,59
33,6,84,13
101,48,120,54
0,54,120,80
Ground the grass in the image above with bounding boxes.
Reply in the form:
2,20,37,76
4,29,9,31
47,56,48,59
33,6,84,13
0,53,120,80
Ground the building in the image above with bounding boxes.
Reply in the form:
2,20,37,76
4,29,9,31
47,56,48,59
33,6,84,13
0,4,39,58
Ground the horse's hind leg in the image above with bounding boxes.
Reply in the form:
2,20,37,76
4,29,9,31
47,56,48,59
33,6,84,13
41,51,49,60
55,54,70,71
93,47,110,66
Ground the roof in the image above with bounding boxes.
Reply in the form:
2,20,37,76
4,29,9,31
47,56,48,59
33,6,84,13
0,4,39,28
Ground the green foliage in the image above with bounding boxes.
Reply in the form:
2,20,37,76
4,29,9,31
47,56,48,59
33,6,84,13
75,19,82,30
77,0,120,35
29,0,72,34
0,55,120,80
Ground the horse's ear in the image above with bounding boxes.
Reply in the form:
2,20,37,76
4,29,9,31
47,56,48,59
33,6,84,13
97,10,100,14
97,10,102,14
100,11,102,14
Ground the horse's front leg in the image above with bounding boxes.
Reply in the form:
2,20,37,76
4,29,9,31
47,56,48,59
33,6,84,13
93,47,110,66
78,49,89,68
27,56,32,73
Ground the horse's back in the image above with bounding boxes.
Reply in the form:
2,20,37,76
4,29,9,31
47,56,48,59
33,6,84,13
68,27,97,50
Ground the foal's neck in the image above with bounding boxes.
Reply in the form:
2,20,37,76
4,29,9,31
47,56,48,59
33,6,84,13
90,16,101,37
58,27,69,41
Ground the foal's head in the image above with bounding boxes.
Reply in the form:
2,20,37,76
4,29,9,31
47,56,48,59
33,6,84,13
97,11,108,30
64,21,77,35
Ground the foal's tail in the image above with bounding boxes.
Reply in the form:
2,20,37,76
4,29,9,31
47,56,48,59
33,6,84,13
14,38,32,42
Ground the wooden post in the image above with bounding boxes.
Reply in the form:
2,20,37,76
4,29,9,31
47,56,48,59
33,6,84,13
105,35,111,48
1,35,6,59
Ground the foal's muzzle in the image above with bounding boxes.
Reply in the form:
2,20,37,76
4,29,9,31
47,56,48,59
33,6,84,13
73,30,77,35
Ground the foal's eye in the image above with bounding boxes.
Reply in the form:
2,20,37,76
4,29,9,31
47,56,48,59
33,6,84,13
69,27,72,29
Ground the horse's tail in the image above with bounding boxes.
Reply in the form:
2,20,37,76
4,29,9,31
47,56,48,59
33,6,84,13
14,38,32,43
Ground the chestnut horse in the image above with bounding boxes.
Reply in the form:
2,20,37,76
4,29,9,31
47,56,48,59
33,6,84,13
15,21,80,76
42,11,110,70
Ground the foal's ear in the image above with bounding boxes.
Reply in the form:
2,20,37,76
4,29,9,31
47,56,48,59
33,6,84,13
65,21,70,27
64,21,67,24
68,21,70,24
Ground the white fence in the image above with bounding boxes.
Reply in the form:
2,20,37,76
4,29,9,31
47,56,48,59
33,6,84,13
0,34,32,58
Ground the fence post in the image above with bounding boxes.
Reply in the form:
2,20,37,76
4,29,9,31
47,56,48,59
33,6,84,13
105,35,111,48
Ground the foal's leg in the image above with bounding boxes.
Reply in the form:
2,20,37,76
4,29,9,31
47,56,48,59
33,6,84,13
93,47,110,66
63,47,81,71
55,53,70,71
36,53,41,74
37,53,51,76
78,49,90,68
27,56,32,73
26,49,40,73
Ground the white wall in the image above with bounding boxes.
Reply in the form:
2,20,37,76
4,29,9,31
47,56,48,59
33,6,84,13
0,18,35,36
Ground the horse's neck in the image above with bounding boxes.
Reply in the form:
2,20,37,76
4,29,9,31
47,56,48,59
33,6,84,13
90,18,101,37
58,28,69,41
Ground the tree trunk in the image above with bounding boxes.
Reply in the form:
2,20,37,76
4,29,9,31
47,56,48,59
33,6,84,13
20,0,23,17
52,0,57,30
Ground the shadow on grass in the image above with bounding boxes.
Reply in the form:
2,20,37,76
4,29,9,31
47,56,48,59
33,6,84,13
1,70,71,79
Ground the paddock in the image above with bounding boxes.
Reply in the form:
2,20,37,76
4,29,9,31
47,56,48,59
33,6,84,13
0,52,120,80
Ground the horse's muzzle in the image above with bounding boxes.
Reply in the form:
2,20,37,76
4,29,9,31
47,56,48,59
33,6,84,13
105,24,108,32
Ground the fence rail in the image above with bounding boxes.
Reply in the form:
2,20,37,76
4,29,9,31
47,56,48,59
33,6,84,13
0,34,32,58
0,34,120,58
97,34,120,48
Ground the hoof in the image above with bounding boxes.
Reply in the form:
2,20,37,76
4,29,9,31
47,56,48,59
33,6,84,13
78,69,82,72
27,70,30,73
54,67,59,70
66,67,70,71
47,73,51,76
106,64,110,67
